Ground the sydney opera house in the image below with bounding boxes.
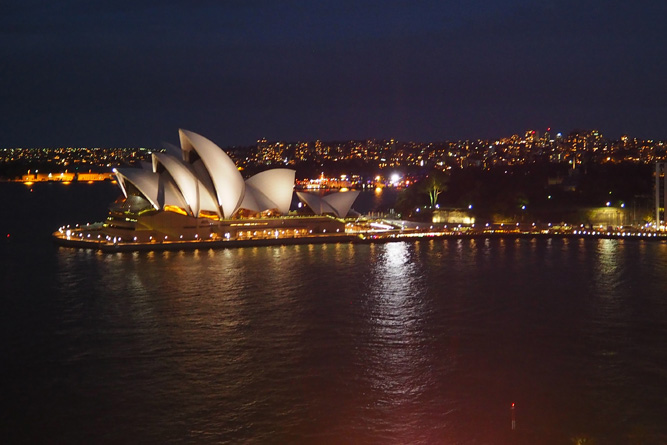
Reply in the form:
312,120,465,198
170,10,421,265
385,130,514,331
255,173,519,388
55,130,361,249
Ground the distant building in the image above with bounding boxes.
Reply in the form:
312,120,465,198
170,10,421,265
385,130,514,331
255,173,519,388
581,207,627,228
432,209,475,225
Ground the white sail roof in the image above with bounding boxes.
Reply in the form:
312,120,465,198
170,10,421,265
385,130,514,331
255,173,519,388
296,190,360,218
115,168,189,212
245,169,295,214
114,130,299,220
321,190,360,218
115,168,160,210
152,152,220,218
179,129,245,218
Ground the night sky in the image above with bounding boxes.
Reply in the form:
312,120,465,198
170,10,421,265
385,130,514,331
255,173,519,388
2,0,666,147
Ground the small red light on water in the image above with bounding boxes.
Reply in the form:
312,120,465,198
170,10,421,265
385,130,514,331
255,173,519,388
6,234,9,238
511,403,515,407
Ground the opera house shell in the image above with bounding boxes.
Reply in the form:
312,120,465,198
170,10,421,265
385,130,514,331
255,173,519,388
101,129,360,243
295,190,359,219
114,129,295,219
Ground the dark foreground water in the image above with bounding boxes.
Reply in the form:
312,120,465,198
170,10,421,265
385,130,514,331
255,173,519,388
1,183,666,444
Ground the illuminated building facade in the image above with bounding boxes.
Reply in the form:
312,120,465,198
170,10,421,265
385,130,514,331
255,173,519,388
62,129,361,245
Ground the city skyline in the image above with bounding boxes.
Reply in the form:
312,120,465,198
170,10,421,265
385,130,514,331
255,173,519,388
3,127,666,181
1,126,665,149
2,1,666,147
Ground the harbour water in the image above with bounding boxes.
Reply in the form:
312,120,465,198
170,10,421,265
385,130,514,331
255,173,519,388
1,182,666,443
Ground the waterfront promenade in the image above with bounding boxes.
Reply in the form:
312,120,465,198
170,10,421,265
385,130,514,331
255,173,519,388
53,220,667,253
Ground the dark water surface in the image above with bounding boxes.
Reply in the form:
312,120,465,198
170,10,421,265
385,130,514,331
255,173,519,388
1,183,666,444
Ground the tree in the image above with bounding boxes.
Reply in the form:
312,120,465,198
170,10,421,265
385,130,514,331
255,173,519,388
421,169,449,207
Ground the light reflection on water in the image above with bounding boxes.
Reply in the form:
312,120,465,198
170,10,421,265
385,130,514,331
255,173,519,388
359,241,439,442
4,238,667,443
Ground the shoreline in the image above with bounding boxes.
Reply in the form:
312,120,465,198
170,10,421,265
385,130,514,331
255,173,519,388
52,228,667,253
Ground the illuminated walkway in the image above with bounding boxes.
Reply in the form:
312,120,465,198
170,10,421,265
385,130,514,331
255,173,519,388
53,221,667,253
